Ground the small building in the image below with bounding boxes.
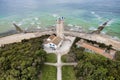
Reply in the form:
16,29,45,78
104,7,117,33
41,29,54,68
44,35,63,49
47,35,56,41
76,40,116,59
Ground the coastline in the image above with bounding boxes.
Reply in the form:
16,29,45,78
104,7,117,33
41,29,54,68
0,29,120,51
0,30,54,47
0,30,17,38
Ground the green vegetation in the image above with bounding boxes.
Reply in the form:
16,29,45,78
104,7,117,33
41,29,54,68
40,65,57,80
75,37,113,49
62,66,76,80
61,54,68,62
0,35,48,80
68,37,120,80
61,54,76,62
0,35,120,80
115,51,120,61
45,53,57,63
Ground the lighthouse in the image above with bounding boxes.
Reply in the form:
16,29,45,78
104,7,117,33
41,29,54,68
56,17,64,38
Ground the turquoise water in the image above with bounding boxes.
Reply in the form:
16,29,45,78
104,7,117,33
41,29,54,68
0,0,120,38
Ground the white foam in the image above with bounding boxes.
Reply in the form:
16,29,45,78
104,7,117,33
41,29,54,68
31,22,35,25
99,19,114,27
18,21,24,26
107,19,114,26
101,31,107,34
75,25,82,28
52,14,59,18
91,11,102,21
89,27,97,30
22,18,30,22
112,36,119,40
91,11,95,14
34,17,39,21
12,21,16,23
75,25,79,28
68,24,73,27
37,26,41,29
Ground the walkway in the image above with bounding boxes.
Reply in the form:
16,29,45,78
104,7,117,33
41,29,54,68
64,31,120,50
44,36,77,80
0,31,54,47
0,30,120,51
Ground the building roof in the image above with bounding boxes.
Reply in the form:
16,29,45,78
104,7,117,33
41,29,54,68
48,35,56,40
44,35,63,46
52,37,62,46
76,41,115,59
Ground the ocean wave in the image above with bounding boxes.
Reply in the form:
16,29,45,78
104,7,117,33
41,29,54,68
112,36,119,40
37,22,41,25
12,21,16,23
75,25,80,28
101,31,107,34
52,14,59,18
99,19,114,27
107,19,114,26
18,21,24,26
67,24,73,27
91,11,95,14
12,21,23,26
34,17,39,21
89,27,97,30
37,25,41,29
91,11,102,21
76,25,82,28
31,22,35,25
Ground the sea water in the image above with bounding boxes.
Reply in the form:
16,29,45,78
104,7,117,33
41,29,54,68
0,0,120,38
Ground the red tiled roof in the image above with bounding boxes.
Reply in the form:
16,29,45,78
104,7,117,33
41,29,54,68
51,37,62,45
76,41,114,59
48,35,56,40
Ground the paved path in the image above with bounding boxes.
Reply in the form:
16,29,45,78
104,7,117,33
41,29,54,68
44,36,77,80
45,53,77,80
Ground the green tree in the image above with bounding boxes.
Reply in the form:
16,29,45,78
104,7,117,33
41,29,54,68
115,51,120,61
35,49,47,61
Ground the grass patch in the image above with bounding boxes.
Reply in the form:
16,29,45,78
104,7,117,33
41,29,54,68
46,53,57,63
62,66,76,80
41,65,57,80
61,54,68,62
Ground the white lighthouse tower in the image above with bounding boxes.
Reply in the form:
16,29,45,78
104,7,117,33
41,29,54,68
44,17,65,49
56,17,64,38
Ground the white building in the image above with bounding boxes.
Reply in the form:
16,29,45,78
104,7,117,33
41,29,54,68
44,35,63,49
44,17,64,49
